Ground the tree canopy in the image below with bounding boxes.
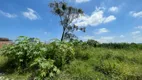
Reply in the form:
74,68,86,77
49,1,86,41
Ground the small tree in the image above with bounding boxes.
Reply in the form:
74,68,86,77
87,39,100,47
49,1,86,41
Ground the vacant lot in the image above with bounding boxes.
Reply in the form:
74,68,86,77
0,47,142,80
0,37,142,80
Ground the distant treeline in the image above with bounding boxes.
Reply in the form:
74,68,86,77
70,39,142,49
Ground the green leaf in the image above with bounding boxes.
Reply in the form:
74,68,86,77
49,72,54,77
41,72,46,77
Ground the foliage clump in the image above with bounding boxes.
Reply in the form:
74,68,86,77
45,41,75,68
0,36,75,80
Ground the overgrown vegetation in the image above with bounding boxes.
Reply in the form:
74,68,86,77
0,36,74,80
0,1,142,80
0,37,142,80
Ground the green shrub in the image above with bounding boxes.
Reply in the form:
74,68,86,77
0,55,8,72
0,36,75,79
94,60,121,76
74,47,92,60
45,41,75,68
87,39,100,47
1,36,46,72
29,58,60,80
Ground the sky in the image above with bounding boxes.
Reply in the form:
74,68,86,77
0,0,142,43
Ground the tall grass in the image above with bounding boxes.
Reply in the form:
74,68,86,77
0,56,8,71
54,48,142,80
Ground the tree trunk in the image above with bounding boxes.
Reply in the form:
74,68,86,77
61,27,65,41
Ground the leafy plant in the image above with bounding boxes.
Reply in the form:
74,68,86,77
45,41,75,68
1,36,45,72
0,36,76,79
29,58,60,80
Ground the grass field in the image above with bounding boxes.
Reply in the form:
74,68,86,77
1,47,142,80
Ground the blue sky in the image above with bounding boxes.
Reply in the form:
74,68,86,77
0,0,142,43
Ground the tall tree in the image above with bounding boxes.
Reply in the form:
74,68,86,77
49,1,86,41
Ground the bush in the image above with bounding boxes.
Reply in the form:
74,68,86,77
1,36,45,72
87,39,100,47
29,58,60,80
74,47,92,60
45,41,75,68
0,56,8,72
0,36,75,79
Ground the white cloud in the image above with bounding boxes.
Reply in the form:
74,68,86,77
79,32,142,43
135,26,142,29
95,28,109,34
131,31,142,43
132,31,141,35
75,0,90,3
0,10,17,18
108,7,118,13
96,36,115,43
79,35,115,43
130,11,142,18
132,35,142,43
73,8,116,27
120,35,125,38
22,8,40,20
100,36,114,40
104,16,116,23
79,33,142,43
